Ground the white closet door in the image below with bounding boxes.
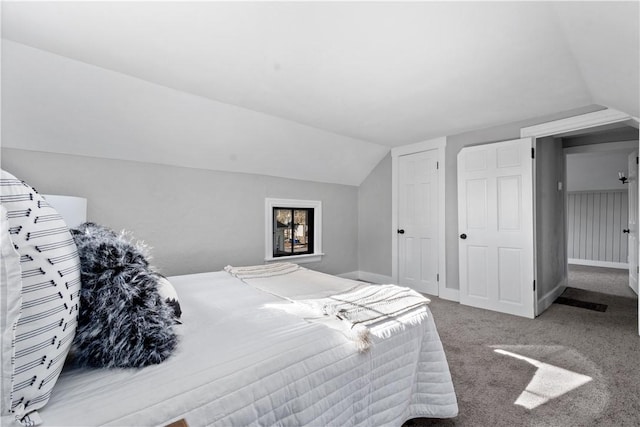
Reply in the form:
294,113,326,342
458,138,535,318
398,150,439,295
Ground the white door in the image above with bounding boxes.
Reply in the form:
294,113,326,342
628,151,639,296
458,138,535,318
398,150,439,295
630,151,640,336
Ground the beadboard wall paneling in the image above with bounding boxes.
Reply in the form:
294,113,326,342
567,190,629,266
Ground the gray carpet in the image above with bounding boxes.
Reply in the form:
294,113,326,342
568,264,637,298
406,287,639,426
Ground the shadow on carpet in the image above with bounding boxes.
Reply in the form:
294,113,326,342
554,291,608,312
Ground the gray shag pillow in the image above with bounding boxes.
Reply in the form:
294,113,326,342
70,222,177,368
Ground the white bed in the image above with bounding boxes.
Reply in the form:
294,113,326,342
32,268,458,426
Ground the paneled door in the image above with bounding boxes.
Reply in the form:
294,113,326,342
398,150,439,295
628,151,639,296
457,138,535,318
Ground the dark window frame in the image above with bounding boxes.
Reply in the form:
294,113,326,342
272,207,314,258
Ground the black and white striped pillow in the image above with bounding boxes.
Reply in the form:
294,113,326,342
0,170,81,424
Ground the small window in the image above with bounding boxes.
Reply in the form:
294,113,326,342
265,198,323,263
273,207,314,257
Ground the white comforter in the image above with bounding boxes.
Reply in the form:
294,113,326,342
33,271,458,426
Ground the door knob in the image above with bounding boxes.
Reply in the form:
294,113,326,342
460,233,467,239
623,229,630,234
397,229,405,234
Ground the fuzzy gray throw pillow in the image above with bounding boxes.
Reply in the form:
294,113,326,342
70,222,178,368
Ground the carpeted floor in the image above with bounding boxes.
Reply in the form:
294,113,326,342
406,283,639,426
567,264,637,298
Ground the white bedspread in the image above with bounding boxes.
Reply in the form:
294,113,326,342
29,271,458,426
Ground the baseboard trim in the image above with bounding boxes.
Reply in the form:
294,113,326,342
337,271,396,284
358,271,395,284
337,271,361,281
339,271,461,301
438,287,460,302
537,277,567,316
568,259,629,270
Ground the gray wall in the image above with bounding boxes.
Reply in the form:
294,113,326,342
535,136,566,299
564,135,638,193
1,148,359,277
566,151,634,192
358,153,392,277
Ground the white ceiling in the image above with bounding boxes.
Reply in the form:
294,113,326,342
1,1,639,185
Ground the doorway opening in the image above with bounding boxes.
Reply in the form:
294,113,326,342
563,134,639,300
521,108,639,334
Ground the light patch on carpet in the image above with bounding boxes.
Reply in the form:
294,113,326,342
494,349,593,409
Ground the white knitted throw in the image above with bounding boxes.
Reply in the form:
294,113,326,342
225,263,430,351
308,284,428,327
224,262,300,279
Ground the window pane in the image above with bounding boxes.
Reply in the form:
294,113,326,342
273,208,292,256
292,209,309,253
272,207,313,257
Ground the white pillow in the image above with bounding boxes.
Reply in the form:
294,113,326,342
156,275,182,322
0,170,81,425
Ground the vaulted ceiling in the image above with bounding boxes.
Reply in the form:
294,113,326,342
2,1,638,185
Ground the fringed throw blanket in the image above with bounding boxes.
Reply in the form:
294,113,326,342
225,263,430,351
224,262,301,279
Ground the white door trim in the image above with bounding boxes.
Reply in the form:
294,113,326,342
520,108,635,139
391,137,455,300
563,140,639,155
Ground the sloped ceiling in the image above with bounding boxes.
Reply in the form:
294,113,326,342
1,1,638,185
